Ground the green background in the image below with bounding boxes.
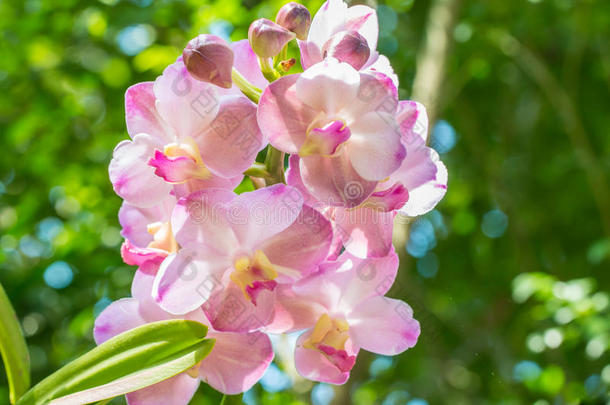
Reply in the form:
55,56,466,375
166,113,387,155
0,0,609,403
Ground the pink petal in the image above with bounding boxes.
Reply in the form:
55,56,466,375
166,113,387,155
131,267,157,303
307,0,349,52
295,59,360,115
396,100,428,146
196,95,265,178
118,197,174,248
299,152,378,208
341,251,399,302
348,296,420,355
345,5,378,53
260,204,333,281
343,71,398,124
109,134,172,208
397,150,448,217
364,53,399,87
93,298,146,345
365,183,410,212
332,206,395,258
297,39,321,70
153,61,220,138
171,175,243,200
347,111,405,181
294,328,359,384
121,239,167,267
257,73,319,153
293,250,399,313
285,155,318,206
203,282,276,333
153,250,229,315
227,184,304,249
125,373,199,405
171,188,238,253
199,330,273,394
266,285,324,333
124,82,169,141
231,40,268,90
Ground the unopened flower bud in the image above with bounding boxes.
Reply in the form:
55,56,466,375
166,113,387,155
275,2,311,40
322,31,371,70
248,18,296,58
183,34,234,89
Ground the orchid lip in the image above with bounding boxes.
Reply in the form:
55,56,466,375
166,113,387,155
299,119,351,157
148,136,212,183
303,313,356,372
230,250,279,305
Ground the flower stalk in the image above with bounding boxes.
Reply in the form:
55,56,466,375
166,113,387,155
231,68,262,103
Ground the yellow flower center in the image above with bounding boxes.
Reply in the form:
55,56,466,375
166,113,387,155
146,221,178,253
230,250,278,304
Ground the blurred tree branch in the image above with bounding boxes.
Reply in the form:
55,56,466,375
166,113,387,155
491,31,610,239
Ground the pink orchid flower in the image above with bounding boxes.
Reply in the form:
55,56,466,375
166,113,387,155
258,58,405,208
109,58,265,208
94,270,274,404
298,0,398,85
118,194,178,268
285,101,447,259
273,249,419,384
151,184,333,333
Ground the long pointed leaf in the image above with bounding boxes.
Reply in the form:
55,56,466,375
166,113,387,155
50,339,215,404
0,282,30,404
16,319,213,405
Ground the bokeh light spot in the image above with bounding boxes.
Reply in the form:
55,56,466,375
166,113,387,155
312,383,334,405
481,209,508,238
43,261,74,289
431,120,457,154
117,24,156,56
260,363,292,392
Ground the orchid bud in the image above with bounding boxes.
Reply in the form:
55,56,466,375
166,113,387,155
322,31,371,70
248,18,296,58
182,34,234,89
275,2,311,40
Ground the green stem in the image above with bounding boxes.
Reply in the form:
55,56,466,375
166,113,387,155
231,68,261,104
259,57,282,82
273,44,289,69
220,393,243,405
264,146,285,185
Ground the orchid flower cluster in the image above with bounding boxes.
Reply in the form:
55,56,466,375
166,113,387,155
96,0,447,403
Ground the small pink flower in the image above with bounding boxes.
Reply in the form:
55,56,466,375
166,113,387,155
94,271,273,404
258,58,405,207
285,101,447,258
275,249,419,384
298,0,398,84
109,60,264,208
152,184,334,333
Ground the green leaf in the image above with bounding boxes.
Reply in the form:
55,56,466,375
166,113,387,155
220,393,243,405
16,319,214,405
0,282,31,404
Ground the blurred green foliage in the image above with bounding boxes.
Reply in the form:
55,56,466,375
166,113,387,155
0,0,609,404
